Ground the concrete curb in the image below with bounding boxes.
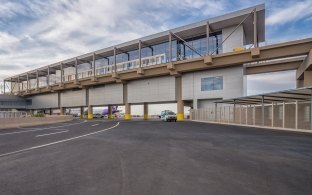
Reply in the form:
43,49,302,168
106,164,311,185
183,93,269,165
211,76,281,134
192,120,312,134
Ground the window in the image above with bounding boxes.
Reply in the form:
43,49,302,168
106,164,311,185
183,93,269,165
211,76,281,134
201,76,223,91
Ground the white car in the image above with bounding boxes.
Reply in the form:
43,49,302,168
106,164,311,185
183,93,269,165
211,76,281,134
160,110,177,122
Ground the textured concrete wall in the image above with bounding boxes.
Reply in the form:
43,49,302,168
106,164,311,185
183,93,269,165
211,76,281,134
222,25,245,53
128,76,176,103
28,93,58,109
61,89,86,108
182,66,244,108
89,84,123,106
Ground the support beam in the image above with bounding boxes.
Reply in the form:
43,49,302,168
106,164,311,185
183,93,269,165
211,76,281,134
143,103,148,120
60,63,64,86
139,40,142,67
88,105,93,120
114,47,117,72
26,73,29,92
18,76,20,93
253,8,258,48
261,95,264,126
295,101,298,129
169,32,172,63
75,58,79,84
47,66,50,87
123,83,131,120
271,102,274,127
206,21,210,55
80,107,84,119
36,70,39,90
282,102,285,128
176,76,184,120
108,106,113,119
93,53,96,77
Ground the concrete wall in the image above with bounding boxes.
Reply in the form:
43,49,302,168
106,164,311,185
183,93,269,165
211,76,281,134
182,66,244,109
128,76,176,103
222,25,245,53
60,89,86,108
28,93,58,109
0,115,73,129
89,84,123,106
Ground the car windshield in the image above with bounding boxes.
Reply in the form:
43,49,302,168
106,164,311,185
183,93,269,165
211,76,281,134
167,112,175,115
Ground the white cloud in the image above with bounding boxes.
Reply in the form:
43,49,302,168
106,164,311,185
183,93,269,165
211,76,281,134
266,0,312,26
0,0,227,81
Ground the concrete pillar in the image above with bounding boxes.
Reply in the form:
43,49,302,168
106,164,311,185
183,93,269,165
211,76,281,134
169,32,172,62
114,47,117,72
26,73,29,92
206,21,210,55
246,105,248,124
125,103,131,120
295,101,298,129
271,103,274,127
49,108,52,115
80,107,84,119
139,40,142,67
36,70,39,90
253,8,258,48
282,102,285,128
261,96,264,126
123,83,131,120
93,53,96,77
47,66,50,87
143,103,148,120
177,100,184,121
215,103,217,122
176,76,184,120
108,106,113,119
88,105,93,120
60,107,65,115
253,105,255,125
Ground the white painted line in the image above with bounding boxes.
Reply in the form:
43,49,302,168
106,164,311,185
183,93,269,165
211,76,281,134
0,122,120,158
0,121,86,136
36,130,69,137
91,124,99,127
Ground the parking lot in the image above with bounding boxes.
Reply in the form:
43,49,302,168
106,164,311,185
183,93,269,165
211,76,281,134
0,119,312,195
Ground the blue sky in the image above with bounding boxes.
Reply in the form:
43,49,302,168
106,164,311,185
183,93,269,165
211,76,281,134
0,0,312,94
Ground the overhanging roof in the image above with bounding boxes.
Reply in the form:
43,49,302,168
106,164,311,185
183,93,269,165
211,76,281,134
216,86,312,105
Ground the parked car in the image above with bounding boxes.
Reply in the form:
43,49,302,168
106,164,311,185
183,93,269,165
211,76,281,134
160,110,177,122
93,113,103,118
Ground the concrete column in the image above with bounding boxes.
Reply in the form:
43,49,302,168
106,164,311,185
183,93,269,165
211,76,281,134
240,105,242,124
193,99,198,109
47,66,50,87
143,103,148,120
18,76,20,93
169,32,172,62
253,8,258,48
49,108,52,115
88,105,93,120
233,100,236,123
139,40,142,67
60,107,65,115
176,76,184,120
206,21,210,55
261,96,264,126
26,73,29,92
36,70,39,90
123,83,131,120
215,103,218,122
253,105,255,125
75,58,78,82
108,106,113,119
310,92,312,130
93,53,96,77
80,107,84,119
295,101,298,129
125,103,131,120
10,78,12,94
114,47,117,72
246,105,248,124
282,102,285,128
271,102,274,127
3,80,5,94
60,63,63,84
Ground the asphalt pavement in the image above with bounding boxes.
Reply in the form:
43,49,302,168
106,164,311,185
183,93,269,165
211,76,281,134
0,119,312,195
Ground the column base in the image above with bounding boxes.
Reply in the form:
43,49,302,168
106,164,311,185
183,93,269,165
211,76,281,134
143,114,148,120
124,114,131,120
177,113,184,120
88,113,93,120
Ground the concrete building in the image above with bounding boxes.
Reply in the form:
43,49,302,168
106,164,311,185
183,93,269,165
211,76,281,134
2,4,312,121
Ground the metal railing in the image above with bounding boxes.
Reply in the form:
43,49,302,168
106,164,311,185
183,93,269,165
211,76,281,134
0,111,28,118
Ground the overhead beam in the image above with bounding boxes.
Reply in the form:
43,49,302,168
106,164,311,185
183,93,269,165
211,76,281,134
296,49,312,79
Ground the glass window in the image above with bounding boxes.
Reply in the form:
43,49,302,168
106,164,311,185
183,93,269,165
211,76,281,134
201,76,223,91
